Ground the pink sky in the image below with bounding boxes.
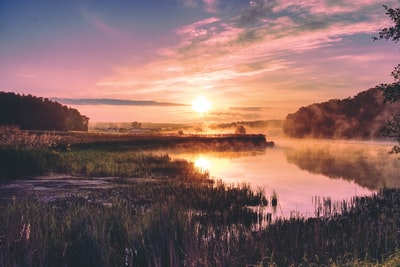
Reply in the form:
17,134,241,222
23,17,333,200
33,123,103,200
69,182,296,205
1,0,400,122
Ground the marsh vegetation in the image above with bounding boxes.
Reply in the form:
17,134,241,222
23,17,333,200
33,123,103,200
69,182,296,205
2,181,400,266
1,127,400,266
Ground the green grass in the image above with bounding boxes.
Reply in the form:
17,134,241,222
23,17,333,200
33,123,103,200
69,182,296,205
0,147,208,181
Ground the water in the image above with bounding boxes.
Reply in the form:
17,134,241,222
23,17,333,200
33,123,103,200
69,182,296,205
170,138,400,218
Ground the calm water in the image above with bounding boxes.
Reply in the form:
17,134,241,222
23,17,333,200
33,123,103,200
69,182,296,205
170,138,400,218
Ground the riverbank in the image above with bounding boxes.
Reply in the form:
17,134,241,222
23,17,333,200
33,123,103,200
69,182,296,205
1,175,400,266
1,127,399,266
57,132,275,151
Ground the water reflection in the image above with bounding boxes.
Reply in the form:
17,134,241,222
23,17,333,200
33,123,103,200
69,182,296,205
194,157,211,173
283,139,400,190
170,139,400,218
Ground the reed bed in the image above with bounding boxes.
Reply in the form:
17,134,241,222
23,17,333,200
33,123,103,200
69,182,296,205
1,127,400,266
1,181,400,266
0,180,269,266
0,148,208,181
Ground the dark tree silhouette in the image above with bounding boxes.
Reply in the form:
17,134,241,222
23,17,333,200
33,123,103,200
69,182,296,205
374,5,400,154
283,88,399,139
235,125,247,134
0,92,89,131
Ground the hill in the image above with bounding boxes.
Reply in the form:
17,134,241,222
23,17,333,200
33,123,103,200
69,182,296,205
0,92,89,131
283,88,400,139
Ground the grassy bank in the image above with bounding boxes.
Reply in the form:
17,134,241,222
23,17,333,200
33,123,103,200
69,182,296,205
0,147,209,181
0,126,267,181
0,180,268,266
1,127,400,266
1,182,400,266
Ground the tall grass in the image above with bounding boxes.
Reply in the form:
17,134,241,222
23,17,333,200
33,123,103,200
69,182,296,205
0,147,208,181
0,126,59,149
0,180,269,266
1,180,400,266
1,126,400,265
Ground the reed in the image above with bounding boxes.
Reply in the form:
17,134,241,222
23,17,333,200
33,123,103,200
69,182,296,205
0,180,268,266
1,180,400,266
0,147,208,181
1,129,400,266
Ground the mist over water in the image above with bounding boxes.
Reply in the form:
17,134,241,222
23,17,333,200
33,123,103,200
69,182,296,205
170,138,400,218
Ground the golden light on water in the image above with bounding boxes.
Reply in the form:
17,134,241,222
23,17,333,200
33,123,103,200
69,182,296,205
192,96,211,113
194,157,211,172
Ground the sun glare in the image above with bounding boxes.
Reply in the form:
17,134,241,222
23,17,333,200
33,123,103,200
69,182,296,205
192,96,211,113
194,157,210,173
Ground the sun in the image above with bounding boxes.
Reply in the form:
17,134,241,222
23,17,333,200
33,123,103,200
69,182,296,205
192,96,211,113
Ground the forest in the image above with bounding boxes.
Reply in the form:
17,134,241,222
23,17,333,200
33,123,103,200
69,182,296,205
0,92,89,131
283,87,400,139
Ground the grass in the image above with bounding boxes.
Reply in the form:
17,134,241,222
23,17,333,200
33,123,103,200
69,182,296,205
1,127,400,266
2,181,400,266
0,180,270,266
0,147,209,181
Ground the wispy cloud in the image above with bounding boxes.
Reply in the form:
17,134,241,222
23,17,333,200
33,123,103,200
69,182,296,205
180,0,219,13
53,98,188,106
95,0,399,118
79,8,121,36
203,0,218,13
230,107,270,112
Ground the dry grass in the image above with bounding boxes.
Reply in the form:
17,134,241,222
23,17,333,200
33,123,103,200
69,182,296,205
0,125,60,149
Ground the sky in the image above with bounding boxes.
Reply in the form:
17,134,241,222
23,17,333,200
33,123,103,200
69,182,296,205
1,0,400,123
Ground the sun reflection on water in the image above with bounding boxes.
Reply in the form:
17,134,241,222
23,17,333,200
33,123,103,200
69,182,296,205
194,157,211,173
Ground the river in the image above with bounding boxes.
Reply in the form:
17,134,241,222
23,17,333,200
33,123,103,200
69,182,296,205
170,138,400,218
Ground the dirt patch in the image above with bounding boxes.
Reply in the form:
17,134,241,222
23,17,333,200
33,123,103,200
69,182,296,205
0,175,157,202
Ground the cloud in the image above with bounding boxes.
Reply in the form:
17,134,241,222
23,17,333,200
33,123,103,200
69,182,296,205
180,0,218,13
79,8,121,36
235,0,277,27
181,0,198,9
52,98,188,106
175,17,221,42
230,107,270,111
203,0,218,13
95,0,399,119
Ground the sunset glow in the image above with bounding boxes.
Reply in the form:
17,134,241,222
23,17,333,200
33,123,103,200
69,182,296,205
192,96,211,113
194,157,211,173
1,0,399,122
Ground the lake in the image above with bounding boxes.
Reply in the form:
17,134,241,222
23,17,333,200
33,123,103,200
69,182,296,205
170,138,400,218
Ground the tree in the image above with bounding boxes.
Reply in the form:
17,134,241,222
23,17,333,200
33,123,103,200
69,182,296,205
235,125,247,134
374,5,400,154
0,92,89,131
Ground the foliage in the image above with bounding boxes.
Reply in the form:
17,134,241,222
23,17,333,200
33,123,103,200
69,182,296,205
0,91,89,131
283,88,400,139
380,113,400,154
373,5,400,43
374,5,400,154
235,124,247,134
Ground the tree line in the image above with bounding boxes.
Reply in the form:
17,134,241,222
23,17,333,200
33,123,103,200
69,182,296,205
283,88,400,139
284,5,400,151
0,92,89,131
